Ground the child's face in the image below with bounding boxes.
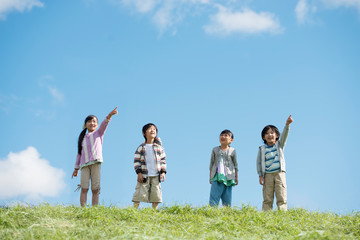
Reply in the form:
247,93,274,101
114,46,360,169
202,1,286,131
144,125,157,140
219,133,233,146
263,128,278,145
85,118,98,133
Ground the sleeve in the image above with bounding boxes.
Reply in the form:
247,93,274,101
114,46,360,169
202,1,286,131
279,125,290,149
160,147,167,174
134,146,142,174
256,147,262,177
75,154,81,170
209,148,215,171
232,149,238,172
97,118,110,137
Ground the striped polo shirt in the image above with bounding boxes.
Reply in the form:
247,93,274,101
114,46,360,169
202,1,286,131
265,144,280,173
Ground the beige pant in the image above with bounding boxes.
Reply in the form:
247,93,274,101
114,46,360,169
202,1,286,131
81,162,101,191
132,176,162,203
262,171,287,211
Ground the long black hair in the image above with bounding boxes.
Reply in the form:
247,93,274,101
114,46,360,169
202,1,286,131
77,115,98,155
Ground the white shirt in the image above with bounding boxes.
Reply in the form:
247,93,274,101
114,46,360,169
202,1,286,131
145,144,157,176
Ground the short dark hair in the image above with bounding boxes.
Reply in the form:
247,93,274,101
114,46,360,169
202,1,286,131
142,123,158,141
220,129,234,139
261,125,280,144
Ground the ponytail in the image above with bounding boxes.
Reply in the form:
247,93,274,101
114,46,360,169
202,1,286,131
78,115,97,155
78,128,87,155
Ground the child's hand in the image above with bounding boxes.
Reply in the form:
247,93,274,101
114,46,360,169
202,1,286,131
137,173,144,183
286,114,293,126
107,107,118,120
160,173,166,182
72,169,79,178
259,176,264,185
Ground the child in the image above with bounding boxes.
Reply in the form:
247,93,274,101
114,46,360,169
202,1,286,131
209,129,238,207
132,123,166,209
257,115,293,211
72,107,118,207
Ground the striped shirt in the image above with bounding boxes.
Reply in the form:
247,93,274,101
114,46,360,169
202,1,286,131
265,144,280,173
134,137,166,178
75,118,109,169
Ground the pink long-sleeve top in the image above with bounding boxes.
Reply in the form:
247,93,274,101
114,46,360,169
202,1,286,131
75,118,110,170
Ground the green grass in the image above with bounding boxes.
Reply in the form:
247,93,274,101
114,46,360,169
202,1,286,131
0,204,359,239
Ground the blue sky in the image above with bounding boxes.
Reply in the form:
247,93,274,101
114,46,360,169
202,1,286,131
0,0,359,213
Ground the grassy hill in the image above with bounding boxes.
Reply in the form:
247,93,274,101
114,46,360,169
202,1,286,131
0,205,359,239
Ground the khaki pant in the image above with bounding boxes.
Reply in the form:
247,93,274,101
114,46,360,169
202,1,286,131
132,176,162,203
262,171,287,211
81,162,101,191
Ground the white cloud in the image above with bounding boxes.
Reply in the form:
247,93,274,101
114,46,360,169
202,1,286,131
117,0,210,33
117,1,282,35
295,0,359,25
0,0,44,20
322,0,360,11
121,0,160,13
0,147,66,200
119,0,179,32
295,0,317,24
120,0,209,13
204,6,283,35
38,75,65,104
118,0,360,34
48,86,64,103
152,1,177,32
295,0,309,24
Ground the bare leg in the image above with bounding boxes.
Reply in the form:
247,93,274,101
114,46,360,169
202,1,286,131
152,202,159,210
133,201,140,209
80,188,88,207
92,189,99,206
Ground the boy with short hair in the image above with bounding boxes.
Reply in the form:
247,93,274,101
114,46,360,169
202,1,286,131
257,115,293,211
132,123,166,209
209,129,238,207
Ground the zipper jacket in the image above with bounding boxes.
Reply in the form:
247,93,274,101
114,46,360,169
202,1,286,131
210,146,238,180
75,118,110,170
257,125,290,177
134,137,166,178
